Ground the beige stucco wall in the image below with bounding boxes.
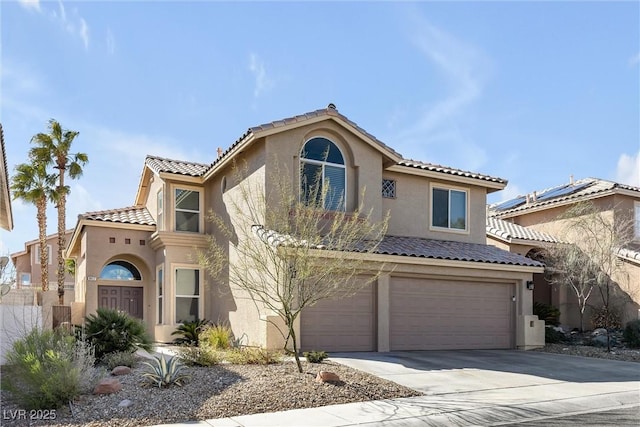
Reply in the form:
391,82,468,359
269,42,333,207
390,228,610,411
12,232,74,290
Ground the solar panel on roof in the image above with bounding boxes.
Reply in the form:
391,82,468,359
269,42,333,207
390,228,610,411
494,196,527,211
537,182,592,202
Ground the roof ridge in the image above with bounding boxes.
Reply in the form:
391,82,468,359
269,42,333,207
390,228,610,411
145,154,210,167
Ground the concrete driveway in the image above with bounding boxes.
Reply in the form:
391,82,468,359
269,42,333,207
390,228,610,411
328,350,640,425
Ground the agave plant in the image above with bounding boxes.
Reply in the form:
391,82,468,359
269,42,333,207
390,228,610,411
141,356,189,388
171,319,210,346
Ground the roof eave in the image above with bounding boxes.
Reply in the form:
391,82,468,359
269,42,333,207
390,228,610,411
387,165,507,191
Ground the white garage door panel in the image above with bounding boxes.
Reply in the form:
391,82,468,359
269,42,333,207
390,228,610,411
301,285,375,352
391,278,513,350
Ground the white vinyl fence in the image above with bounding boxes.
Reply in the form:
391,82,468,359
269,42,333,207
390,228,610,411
0,305,42,364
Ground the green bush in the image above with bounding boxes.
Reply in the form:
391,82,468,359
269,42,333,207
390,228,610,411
176,345,222,367
304,350,328,363
101,351,139,370
533,302,561,326
171,319,210,346
200,324,233,349
623,319,640,348
2,328,102,410
545,327,565,344
82,308,152,359
141,356,189,388
225,347,283,365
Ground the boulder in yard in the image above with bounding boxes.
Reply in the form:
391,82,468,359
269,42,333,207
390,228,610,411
111,366,132,376
316,371,340,383
94,378,122,394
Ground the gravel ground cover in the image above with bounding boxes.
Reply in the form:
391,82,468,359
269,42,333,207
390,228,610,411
533,343,640,362
0,360,421,427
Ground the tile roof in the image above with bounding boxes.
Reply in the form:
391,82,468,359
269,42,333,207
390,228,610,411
80,206,156,226
252,225,542,268
491,178,640,216
398,159,507,184
145,155,209,177
617,243,640,265
487,217,558,244
0,123,13,231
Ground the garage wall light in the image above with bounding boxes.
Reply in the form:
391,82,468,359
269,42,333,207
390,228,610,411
526,281,534,290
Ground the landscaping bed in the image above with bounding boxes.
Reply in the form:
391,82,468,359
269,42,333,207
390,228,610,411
533,328,640,363
0,359,421,427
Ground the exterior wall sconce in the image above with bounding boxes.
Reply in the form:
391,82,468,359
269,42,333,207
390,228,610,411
526,281,535,290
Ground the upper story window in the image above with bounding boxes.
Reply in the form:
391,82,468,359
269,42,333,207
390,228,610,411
300,137,346,211
175,188,200,232
35,244,52,265
20,273,31,287
431,186,468,231
157,189,164,231
634,201,640,239
100,260,142,281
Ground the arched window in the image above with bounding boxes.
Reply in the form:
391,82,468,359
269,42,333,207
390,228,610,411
300,137,346,211
100,260,142,281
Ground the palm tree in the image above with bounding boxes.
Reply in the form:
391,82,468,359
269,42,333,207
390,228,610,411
10,161,57,291
30,119,88,303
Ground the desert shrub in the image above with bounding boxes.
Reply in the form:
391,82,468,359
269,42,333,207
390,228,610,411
101,351,139,370
176,345,222,367
623,319,640,348
200,323,233,349
590,307,622,330
544,326,565,344
225,347,283,365
304,350,328,363
533,302,561,326
2,328,101,410
171,319,210,346
141,356,189,388
83,308,152,359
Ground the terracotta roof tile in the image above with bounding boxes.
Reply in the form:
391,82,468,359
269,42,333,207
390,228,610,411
81,206,155,226
145,155,209,177
487,217,558,244
617,243,640,265
398,159,507,184
253,225,542,268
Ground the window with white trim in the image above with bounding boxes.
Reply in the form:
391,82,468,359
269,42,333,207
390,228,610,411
157,189,164,231
175,188,200,232
300,137,346,211
20,273,31,287
35,245,52,265
157,267,164,324
431,187,468,231
175,268,200,323
634,201,640,239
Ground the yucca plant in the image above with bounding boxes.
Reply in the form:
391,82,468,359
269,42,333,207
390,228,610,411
141,356,189,388
171,319,210,346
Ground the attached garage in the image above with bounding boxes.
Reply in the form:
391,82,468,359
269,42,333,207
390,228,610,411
300,284,376,352
390,277,514,350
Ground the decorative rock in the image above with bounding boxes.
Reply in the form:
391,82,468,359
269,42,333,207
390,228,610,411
315,371,340,383
592,328,607,336
111,366,132,376
118,399,133,408
94,378,122,395
591,335,608,347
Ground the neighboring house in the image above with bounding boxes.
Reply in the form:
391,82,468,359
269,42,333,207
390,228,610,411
66,105,544,351
10,230,75,299
488,177,640,328
0,124,13,231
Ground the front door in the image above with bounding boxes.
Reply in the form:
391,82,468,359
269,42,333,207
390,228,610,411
98,286,144,319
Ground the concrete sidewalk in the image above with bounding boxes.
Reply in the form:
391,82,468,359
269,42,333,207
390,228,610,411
152,350,640,426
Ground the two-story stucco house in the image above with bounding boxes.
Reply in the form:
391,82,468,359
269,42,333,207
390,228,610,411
66,105,544,351
488,177,640,329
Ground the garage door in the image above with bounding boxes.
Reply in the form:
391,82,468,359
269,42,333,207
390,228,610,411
301,285,376,352
390,278,513,350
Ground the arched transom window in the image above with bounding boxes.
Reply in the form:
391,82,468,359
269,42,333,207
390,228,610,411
300,137,346,211
100,260,142,281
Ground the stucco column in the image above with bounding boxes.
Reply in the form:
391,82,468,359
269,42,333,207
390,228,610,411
377,273,390,352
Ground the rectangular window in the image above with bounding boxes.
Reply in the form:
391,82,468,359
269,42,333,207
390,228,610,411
157,189,164,231
157,268,164,324
382,179,396,198
20,273,31,287
431,187,467,231
175,268,200,323
35,244,52,265
635,202,640,239
175,189,200,232
300,162,345,211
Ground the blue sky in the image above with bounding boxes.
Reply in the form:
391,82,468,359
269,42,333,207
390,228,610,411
1,0,639,256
